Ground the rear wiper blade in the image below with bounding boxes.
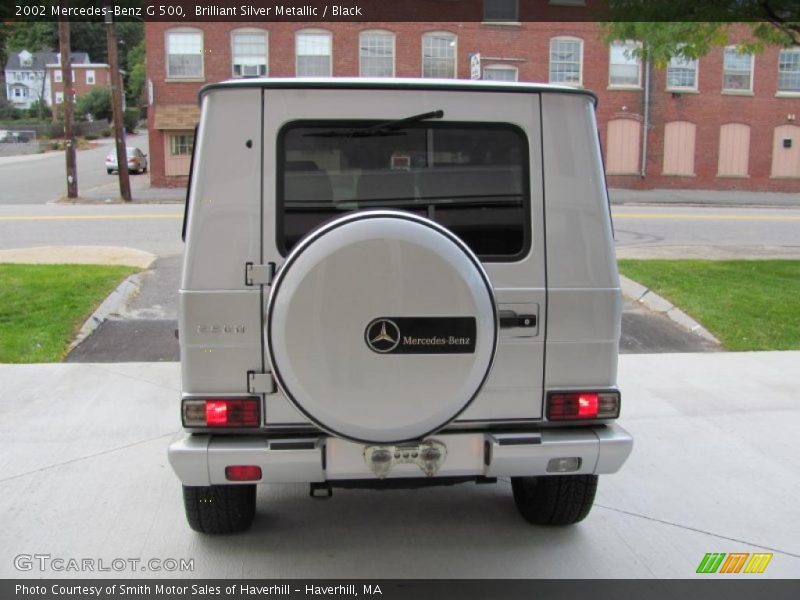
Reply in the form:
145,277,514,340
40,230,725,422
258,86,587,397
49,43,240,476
305,110,445,138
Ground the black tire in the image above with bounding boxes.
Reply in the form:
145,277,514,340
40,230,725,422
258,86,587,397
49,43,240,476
511,475,598,526
107,169,113,174
182,484,256,534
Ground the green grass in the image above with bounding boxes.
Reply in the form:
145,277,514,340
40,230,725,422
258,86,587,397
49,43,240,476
618,260,800,352
0,264,139,363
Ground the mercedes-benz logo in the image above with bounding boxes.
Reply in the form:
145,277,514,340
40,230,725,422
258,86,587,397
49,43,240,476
365,318,401,353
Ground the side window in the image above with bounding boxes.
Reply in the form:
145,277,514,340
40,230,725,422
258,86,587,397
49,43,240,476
549,37,583,85
296,30,332,77
166,29,204,79
231,29,268,78
422,32,457,79
359,30,395,77
278,121,530,261
483,64,518,81
666,53,698,91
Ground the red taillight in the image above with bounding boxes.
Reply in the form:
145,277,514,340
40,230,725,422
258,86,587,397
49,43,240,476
225,465,262,481
182,398,260,427
547,391,620,420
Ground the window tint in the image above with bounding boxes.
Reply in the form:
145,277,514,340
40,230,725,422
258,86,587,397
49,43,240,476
279,121,530,260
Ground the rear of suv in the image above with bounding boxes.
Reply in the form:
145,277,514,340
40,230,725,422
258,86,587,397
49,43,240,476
169,79,632,533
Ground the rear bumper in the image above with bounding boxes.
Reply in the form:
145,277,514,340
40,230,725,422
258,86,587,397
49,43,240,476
168,424,633,487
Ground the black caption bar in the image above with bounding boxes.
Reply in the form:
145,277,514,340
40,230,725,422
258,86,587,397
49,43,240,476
4,579,800,600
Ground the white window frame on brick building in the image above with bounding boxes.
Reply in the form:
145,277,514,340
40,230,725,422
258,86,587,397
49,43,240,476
54,69,62,83
86,69,95,85
482,64,518,81
549,37,583,86
359,30,395,77
296,29,332,77
722,47,754,94
422,32,457,79
55,91,64,104
777,48,800,95
666,53,699,92
483,0,519,23
608,41,641,89
231,28,268,78
166,28,204,80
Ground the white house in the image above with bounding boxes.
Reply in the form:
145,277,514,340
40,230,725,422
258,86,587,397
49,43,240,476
4,50,89,110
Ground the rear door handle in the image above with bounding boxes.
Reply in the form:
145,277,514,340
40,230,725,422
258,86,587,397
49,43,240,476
499,311,537,328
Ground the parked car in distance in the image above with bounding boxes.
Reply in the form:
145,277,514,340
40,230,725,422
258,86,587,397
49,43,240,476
106,147,148,174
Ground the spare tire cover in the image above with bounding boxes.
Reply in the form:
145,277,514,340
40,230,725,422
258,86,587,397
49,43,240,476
267,210,497,443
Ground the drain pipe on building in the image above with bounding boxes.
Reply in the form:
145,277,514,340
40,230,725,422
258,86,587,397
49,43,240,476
641,55,651,179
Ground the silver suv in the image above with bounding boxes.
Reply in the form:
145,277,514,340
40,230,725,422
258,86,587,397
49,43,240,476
169,78,633,533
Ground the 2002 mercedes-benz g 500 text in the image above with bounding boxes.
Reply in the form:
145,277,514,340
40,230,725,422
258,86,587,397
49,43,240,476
169,78,633,533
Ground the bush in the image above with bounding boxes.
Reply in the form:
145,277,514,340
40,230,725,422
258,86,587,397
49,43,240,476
0,99,22,120
26,100,51,120
50,141,61,150
84,133,98,141
123,108,140,133
100,127,112,137
75,88,113,122
45,122,64,139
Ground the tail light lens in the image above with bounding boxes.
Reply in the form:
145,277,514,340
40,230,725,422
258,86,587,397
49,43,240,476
547,391,620,420
225,465,262,481
182,398,260,428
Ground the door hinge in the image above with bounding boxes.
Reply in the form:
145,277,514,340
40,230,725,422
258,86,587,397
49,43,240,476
245,262,276,286
247,371,277,395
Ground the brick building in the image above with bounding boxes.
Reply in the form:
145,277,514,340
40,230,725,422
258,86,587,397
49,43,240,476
46,54,112,116
144,18,800,190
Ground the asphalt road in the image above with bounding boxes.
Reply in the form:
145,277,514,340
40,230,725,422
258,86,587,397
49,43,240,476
0,132,150,205
2,203,799,361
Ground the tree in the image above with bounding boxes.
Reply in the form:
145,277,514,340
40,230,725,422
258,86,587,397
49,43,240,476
125,39,146,106
602,0,799,66
75,87,113,122
4,22,57,53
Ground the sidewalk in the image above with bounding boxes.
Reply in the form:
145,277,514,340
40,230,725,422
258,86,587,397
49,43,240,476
0,352,798,578
610,188,800,207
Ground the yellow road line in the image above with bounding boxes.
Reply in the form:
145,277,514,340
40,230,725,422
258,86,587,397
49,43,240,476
0,214,183,222
613,212,800,221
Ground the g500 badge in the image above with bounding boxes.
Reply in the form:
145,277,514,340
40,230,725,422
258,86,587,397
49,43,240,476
365,317,476,354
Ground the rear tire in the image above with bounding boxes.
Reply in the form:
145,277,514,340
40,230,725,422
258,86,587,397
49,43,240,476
511,475,598,526
182,484,256,534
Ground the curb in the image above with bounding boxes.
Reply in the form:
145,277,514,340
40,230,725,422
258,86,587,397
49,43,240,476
67,273,142,353
619,275,721,345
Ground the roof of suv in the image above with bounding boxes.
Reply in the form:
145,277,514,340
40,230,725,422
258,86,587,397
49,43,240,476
199,77,598,106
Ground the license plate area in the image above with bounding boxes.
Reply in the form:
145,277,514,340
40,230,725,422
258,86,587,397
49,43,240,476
325,434,484,480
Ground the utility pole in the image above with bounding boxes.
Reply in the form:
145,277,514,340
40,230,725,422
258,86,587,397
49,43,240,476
105,8,131,202
58,16,78,198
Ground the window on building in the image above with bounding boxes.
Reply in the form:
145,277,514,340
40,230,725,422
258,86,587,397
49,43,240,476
422,32,457,78
722,47,753,92
170,133,195,156
232,30,268,78
296,31,332,77
609,41,641,87
666,54,698,90
86,70,95,85
483,64,518,81
606,118,641,175
166,30,204,79
359,31,394,77
54,69,62,83
55,91,64,104
483,0,518,22
717,123,750,177
12,87,24,98
778,49,800,93
549,37,583,85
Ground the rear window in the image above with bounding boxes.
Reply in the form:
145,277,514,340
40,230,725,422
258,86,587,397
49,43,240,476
277,120,530,261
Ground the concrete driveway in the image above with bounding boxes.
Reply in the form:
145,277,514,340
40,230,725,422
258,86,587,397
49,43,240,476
1,352,797,579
